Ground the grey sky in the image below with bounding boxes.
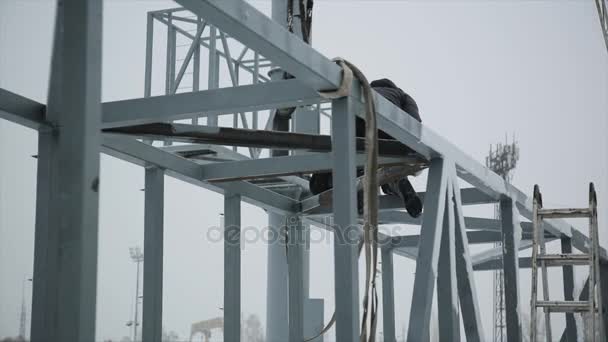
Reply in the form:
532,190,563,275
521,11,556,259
1,0,607,340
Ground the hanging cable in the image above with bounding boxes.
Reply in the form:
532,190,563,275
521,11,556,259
595,0,608,53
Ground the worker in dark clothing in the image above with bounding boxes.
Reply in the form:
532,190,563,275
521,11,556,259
309,78,423,218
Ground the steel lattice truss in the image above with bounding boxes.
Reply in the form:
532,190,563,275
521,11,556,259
1,1,607,341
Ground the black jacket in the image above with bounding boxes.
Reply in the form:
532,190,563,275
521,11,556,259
355,78,420,139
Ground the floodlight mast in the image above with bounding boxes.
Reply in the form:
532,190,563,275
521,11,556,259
129,246,144,342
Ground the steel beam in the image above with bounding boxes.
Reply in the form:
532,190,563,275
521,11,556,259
266,212,289,342
142,167,164,342
302,187,494,217
381,248,396,342
102,80,321,128
172,0,585,242
500,198,523,342
101,135,297,213
199,153,408,182
437,178,460,342
224,192,241,341
452,172,485,342
287,215,305,342
331,96,359,341
31,1,102,340
407,158,449,342
0,89,46,130
390,230,542,248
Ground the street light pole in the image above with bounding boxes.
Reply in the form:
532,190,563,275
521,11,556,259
130,246,144,342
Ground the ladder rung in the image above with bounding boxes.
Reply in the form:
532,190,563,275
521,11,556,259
537,253,590,266
537,208,591,219
536,301,593,312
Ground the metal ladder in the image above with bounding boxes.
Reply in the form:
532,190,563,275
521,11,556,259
529,183,604,342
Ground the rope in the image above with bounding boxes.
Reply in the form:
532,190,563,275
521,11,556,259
306,58,380,342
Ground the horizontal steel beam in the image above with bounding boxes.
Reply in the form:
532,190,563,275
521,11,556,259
0,88,46,130
200,153,411,182
301,188,495,216
102,134,297,213
391,230,553,249
101,80,321,128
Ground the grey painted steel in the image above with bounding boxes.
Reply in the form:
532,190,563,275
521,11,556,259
560,237,577,341
331,96,360,341
142,167,164,342
437,178,460,342
304,299,324,342
31,1,102,340
224,192,241,341
303,187,494,217
601,263,608,338
390,230,539,248
101,80,321,128
207,26,219,127
381,248,396,342
172,21,207,94
145,13,154,98
452,171,485,342
192,17,201,123
287,215,305,342
165,14,175,96
172,0,587,245
472,241,534,267
102,135,297,213
407,158,449,342
0,88,46,130
31,128,58,342
500,198,523,342
266,212,289,342
200,153,407,182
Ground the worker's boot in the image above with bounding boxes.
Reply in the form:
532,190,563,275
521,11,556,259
397,178,422,218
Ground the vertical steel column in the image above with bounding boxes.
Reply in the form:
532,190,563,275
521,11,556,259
560,237,577,341
224,192,241,341
165,13,175,96
31,128,58,342
144,13,154,98
192,16,201,124
331,96,360,341
164,13,176,147
288,215,305,342
31,1,102,340
601,263,608,338
452,175,485,342
252,52,260,130
266,212,289,342
142,167,164,342
143,12,155,145
437,178,460,342
266,1,296,341
500,198,523,342
207,26,220,127
381,248,396,342
407,158,449,342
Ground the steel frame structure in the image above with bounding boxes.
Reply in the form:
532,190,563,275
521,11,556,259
1,0,607,341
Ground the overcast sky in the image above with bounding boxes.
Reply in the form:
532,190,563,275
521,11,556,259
0,0,607,341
